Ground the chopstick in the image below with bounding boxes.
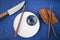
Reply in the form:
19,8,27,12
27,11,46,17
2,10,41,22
14,6,25,38
48,5,57,37
48,5,51,38
50,5,57,37
50,5,57,38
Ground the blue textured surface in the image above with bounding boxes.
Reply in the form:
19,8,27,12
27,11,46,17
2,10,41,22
0,0,60,40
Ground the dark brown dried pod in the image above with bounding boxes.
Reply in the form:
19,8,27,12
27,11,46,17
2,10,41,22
39,8,58,25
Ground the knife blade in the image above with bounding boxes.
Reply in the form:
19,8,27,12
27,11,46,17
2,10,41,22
0,1,25,19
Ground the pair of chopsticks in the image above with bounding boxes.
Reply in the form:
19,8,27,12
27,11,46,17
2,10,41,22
14,6,25,38
48,5,57,38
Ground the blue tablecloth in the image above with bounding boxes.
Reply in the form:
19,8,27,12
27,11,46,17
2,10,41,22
0,0,60,40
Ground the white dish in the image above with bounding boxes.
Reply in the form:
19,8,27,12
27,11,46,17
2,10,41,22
13,12,40,38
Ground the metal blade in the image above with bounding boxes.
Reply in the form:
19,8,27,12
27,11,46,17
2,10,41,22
7,1,25,15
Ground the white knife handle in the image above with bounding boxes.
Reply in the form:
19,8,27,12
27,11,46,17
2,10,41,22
0,11,8,19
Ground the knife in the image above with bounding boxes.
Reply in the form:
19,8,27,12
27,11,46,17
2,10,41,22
0,1,25,19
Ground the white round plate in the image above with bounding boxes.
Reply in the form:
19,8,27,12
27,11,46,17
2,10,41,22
13,12,40,38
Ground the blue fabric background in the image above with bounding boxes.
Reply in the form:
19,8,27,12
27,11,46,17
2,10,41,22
0,0,60,40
